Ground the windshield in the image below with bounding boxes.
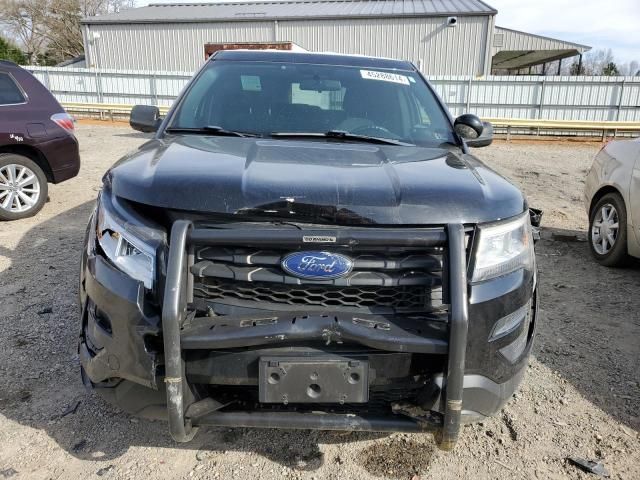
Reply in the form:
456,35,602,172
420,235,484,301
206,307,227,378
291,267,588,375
170,60,456,147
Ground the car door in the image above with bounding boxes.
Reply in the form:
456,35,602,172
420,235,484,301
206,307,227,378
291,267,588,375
631,142,640,254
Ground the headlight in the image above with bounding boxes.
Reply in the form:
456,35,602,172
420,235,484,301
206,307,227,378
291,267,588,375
96,192,161,289
471,212,534,282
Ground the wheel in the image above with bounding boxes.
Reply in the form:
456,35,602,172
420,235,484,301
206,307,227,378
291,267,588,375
588,192,630,267
0,153,48,221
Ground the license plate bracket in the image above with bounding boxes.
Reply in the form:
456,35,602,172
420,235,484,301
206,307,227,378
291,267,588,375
259,357,369,404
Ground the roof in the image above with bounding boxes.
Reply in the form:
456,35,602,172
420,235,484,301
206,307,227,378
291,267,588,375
0,60,21,70
494,27,591,53
83,0,497,24
492,26,591,71
212,49,416,70
55,55,86,68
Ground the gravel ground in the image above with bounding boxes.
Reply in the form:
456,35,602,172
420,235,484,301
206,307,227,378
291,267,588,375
0,125,638,480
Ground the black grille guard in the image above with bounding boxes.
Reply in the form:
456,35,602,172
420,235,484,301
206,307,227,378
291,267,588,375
180,312,448,352
161,221,469,450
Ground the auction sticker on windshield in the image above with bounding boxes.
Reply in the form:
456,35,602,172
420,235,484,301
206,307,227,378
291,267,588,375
360,70,410,86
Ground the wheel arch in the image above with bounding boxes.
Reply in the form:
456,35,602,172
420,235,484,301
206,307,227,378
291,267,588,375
0,144,54,183
589,184,625,216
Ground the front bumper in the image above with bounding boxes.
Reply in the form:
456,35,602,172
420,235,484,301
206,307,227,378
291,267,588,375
79,219,537,450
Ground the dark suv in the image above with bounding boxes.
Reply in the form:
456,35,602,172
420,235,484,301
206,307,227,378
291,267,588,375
0,61,80,220
79,51,539,450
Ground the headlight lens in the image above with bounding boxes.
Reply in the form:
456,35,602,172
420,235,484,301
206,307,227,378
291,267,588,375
96,194,157,289
472,212,534,282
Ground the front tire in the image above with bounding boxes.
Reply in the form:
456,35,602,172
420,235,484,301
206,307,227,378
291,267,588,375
589,192,630,267
0,154,48,221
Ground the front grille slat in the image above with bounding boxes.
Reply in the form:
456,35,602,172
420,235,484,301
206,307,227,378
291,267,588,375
191,245,447,314
194,279,443,313
191,261,441,287
197,247,443,271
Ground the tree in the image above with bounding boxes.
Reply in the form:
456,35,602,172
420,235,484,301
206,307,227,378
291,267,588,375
618,60,639,76
34,48,64,65
570,60,585,76
602,62,620,76
566,49,640,76
0,35,27,64
0,0,134,64
42,0,85,60
581,49,615,75
0,0,48,64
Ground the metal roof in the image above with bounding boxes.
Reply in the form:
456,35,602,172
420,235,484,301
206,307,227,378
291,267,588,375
494,27,591,53
83,0,497,24
491,26,591,71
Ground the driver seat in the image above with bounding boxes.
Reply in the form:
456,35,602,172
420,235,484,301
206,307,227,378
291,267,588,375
340,83,401,134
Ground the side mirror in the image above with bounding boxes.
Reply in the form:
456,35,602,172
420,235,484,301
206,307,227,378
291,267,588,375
454,114,493,148
130,105,162,133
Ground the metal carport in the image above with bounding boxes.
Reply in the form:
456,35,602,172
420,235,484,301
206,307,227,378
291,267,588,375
491,27,590,74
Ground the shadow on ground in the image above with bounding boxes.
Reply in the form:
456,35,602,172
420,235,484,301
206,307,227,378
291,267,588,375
1,206,638,470
0,201,388,470
534,227,640,430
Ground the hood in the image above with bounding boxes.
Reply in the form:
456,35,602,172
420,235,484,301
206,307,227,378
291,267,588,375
106,135,526,225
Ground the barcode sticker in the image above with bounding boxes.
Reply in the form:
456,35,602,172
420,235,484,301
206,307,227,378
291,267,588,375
360,70,410,86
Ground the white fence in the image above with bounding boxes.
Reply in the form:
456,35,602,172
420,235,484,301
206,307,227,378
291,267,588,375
431,76,640,123
26,66,192,107
25,66,640,123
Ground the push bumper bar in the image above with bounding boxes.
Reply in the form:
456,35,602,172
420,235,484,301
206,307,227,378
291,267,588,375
161,221,469,449
180,313,448,353
193,410,441,433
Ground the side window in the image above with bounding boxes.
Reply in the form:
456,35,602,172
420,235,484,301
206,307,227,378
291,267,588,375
0,73,26,105
174,67,219,127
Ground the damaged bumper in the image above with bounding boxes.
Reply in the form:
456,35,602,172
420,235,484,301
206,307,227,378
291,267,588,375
79,217,538,450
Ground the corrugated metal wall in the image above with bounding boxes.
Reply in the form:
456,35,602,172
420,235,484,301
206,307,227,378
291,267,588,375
276,17,489,75
85,22,275,72
25,66,640,123
83,15,491,75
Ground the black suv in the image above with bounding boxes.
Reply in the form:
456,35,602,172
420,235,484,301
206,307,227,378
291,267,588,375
79,51,539,450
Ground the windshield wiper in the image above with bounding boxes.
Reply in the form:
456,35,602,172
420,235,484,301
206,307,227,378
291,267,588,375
270,130,413,146
165,125,261,137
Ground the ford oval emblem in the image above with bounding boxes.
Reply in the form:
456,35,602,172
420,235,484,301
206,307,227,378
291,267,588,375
282,251,353,280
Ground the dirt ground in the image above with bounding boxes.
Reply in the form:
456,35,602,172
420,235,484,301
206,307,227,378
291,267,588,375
0,124,638,480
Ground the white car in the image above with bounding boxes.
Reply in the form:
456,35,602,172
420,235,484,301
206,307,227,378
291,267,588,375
584,138,640,266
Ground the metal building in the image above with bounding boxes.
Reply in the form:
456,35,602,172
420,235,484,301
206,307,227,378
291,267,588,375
82,0,589,75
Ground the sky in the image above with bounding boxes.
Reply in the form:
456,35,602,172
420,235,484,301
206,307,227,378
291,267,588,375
487,0,640,63
144,0,640,64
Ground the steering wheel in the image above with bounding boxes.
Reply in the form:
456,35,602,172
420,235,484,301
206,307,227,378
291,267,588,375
350,124,396,137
